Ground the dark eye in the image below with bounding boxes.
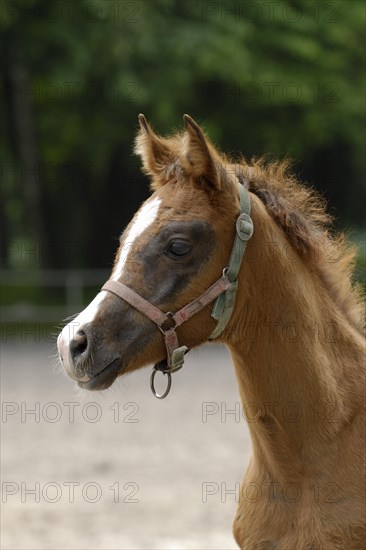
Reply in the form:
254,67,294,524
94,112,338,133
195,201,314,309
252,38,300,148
167,240,191,257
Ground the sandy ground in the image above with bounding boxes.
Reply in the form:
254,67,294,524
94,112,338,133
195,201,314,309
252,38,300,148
1,340,252,550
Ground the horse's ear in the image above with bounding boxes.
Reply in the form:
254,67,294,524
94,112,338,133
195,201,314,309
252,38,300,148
134,114,174,183
183,114,225,191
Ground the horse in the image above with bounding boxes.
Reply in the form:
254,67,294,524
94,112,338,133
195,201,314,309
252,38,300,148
57,114,366,549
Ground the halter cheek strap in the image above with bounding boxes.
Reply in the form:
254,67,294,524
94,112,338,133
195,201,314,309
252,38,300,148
101,184,253,398
209,184,253,339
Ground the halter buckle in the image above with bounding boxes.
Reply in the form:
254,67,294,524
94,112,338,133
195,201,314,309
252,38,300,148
236,212,253,241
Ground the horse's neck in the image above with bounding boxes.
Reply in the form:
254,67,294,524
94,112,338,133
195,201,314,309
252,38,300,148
227,199,365,479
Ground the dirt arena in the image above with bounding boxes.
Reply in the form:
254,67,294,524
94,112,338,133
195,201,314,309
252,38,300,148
1,340,251,549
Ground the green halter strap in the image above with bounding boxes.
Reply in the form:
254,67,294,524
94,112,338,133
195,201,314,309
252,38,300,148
209,184,253,340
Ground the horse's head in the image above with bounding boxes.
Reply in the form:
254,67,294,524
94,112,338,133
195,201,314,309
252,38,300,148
57,115,250,391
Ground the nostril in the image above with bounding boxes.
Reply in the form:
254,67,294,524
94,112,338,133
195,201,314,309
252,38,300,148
70,331,88,361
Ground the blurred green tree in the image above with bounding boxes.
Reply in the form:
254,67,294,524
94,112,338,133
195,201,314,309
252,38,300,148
1,0,364,268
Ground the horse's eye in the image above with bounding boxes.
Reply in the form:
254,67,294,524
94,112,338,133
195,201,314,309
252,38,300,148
167,240,191,257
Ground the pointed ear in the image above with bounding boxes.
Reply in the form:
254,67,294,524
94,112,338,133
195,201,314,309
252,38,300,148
183,114,225,190
134,114,175,182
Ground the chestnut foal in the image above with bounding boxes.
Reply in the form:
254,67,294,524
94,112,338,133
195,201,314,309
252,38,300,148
58,115,365,549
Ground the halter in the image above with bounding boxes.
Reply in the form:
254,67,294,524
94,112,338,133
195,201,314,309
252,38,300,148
102,184,253,398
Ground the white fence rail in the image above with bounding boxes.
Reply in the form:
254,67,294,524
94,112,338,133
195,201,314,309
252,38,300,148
0,269,109,322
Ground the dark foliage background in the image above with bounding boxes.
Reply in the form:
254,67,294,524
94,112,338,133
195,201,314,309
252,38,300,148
1,0,365,270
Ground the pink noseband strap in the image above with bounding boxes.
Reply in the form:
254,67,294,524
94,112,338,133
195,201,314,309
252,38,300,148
102,280,168,326
102,274,231,374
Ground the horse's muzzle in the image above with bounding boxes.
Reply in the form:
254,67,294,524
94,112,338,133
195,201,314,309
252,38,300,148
57,327,122,389
57,330,90,382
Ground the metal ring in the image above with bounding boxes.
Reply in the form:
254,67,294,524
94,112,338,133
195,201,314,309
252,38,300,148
150,369,172,399
159,312,177,333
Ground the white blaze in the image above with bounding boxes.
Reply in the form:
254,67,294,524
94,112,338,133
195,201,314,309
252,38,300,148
112,196,161,281
58,196,161,351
